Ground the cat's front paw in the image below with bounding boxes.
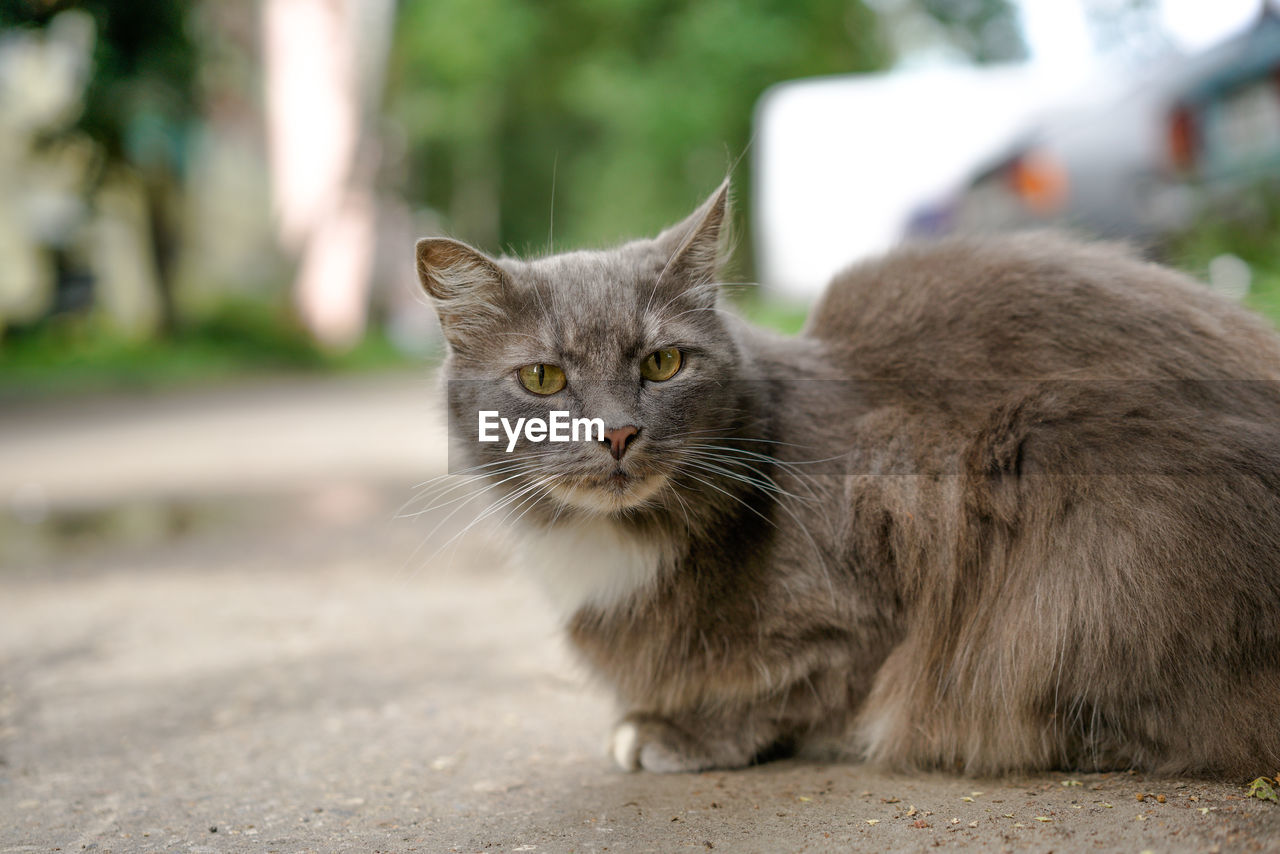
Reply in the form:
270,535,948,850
609,717,712,774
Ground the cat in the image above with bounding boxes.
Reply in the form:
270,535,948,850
415,180,1280,778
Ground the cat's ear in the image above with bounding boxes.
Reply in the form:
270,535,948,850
653,179,731,299
416,237,508,346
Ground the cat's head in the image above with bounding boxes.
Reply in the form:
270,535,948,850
417,181,751,518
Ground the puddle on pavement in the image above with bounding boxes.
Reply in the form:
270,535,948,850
0,482,416,570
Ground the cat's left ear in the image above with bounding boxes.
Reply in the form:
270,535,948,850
653,179,731,299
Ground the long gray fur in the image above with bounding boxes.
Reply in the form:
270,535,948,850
416,181,1280,778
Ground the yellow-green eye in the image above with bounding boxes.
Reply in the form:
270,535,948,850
517,363,567,395
640,348,682,382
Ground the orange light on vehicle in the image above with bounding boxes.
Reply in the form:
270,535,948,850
1008,150,1068,214
1168,104,1196,173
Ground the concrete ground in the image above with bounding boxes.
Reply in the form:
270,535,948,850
2,374,1278,853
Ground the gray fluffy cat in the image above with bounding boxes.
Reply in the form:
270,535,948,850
416,181,1280,778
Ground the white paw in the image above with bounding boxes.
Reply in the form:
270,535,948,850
610,721,640,771
637,741,696,773
609,720,705,773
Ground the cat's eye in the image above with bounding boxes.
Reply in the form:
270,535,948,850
517,363,567,395
640,348,683,382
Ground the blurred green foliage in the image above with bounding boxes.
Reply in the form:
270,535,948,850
1168,184,1280,325
2,0,1033,393
733,292,812,335
386,0,892,264
0,300,416,400
0,0,199,332
388,0,1028,269
0,0,197,163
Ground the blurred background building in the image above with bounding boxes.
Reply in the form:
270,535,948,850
758,0,1279,298
0,0,1278,386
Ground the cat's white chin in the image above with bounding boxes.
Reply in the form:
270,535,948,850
549,472,669,514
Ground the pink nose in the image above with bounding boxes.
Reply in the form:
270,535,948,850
601,425,639,460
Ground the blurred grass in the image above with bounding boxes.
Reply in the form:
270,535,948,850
0,299,424,400
1168,185,1280,327
0,291,811,399
9,194,1280,402
732,293,811,335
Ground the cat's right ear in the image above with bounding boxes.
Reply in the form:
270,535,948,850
416,237,508,346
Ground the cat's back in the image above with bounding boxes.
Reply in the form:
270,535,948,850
803,235,1280,778
805,232,1280,380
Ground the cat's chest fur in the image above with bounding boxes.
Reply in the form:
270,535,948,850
514,518,667,620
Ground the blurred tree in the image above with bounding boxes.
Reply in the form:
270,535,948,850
913,0,1026,64
387,0,889,274
388,0,538,252
0,0,197,334
387,0,1025,276
867,0,1025,67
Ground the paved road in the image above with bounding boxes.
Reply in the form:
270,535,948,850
0,373,445,508
2,375,1278,852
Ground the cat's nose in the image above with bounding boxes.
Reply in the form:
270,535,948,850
601,425,639,460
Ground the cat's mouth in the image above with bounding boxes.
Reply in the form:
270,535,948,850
548,466,669,513
590,468,645,498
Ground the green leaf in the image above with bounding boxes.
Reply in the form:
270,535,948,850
1246,777,1279,803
